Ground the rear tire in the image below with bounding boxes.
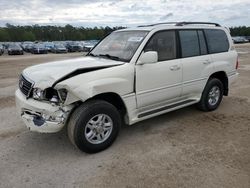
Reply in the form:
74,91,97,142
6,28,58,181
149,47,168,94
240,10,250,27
67,100,121,153
197,78,224,111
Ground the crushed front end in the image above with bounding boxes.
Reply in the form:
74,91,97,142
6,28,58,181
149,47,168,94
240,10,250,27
15,74,74,133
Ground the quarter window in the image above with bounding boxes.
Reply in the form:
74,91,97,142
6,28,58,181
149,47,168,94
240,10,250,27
204,29,229,53
179,30,199,58
144,31,176,61
198,30,208,55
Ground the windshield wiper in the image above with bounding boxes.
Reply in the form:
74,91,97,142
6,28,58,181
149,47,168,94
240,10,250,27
87,52,96,57
98,54,121,61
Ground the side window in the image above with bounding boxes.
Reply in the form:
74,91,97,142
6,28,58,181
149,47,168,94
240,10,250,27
198,30,208,55
144,31,176,61
204,29,229,53
179,30,199,58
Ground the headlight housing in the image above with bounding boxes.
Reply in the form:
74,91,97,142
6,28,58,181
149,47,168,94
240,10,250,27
33,88,45,100
58,89,68,102
32,87,67,103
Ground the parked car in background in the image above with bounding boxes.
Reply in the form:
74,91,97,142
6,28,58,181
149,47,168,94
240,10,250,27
0,44,4,55
51,44,67,53
82,45,93,52
44,42,55,52
24,44,34,53
82,40,99,52
31,44,48,54
21,41,34,52
8,44,24,55
232,36,248,44
66,42,82,52
245,36,250,42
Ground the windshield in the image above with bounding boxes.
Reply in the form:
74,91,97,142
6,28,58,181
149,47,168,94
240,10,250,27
90,31,148,62
9,44,20,48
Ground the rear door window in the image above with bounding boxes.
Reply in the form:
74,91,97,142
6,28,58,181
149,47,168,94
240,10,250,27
179,30,200,58
204,29,229,53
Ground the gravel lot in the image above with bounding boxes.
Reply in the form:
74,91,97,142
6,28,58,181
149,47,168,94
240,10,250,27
0,46,249,188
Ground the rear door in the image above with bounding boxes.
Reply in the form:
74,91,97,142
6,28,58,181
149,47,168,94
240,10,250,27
179,30,214,98
204,29,236,74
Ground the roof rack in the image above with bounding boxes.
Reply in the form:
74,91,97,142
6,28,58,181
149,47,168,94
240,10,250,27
138,22,178,27
176,22,221,27
138,21,221,27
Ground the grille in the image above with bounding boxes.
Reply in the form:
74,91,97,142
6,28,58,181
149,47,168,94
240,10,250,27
19,74,34,97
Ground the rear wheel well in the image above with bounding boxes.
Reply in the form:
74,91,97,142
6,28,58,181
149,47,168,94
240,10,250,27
209,71,228,96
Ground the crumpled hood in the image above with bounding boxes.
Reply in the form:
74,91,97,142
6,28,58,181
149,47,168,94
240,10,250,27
23,56,124,89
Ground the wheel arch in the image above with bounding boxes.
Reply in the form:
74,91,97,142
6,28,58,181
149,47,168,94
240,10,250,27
86,92,128,124
209,71,228,96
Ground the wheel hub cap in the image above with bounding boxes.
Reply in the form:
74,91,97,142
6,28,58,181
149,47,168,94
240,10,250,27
208,86,220,106
84,114,113,144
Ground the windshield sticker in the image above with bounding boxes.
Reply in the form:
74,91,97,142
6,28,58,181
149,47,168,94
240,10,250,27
128,37,143,42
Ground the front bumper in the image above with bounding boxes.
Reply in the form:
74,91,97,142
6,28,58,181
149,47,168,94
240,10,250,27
15,89,74,133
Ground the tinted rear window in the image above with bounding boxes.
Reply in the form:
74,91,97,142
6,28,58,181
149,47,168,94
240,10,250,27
204,29,229,53
179,30,199,58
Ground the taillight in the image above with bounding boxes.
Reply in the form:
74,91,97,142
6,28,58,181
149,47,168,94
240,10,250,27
236,56,239,70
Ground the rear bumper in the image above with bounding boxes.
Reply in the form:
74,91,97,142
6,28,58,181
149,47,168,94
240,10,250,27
228,72,239,85
15,89,74,133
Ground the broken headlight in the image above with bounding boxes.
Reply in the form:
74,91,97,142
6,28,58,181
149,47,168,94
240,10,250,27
57,89,68,102
32,87,67,103
33,88,45,100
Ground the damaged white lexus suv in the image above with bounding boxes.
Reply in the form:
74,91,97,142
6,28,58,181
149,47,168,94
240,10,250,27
16,22,238,153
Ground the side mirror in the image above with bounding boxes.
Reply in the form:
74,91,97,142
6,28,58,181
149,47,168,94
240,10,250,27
137,51,158,65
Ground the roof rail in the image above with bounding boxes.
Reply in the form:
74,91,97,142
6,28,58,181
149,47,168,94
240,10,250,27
138,22,178,27
175,22,221,27
138,21,221,27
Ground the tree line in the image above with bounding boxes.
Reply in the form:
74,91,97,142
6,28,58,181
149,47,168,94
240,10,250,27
0,24,125,42
0,24,249,42
230,26,250,37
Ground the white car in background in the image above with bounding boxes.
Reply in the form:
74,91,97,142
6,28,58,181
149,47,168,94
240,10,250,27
16,22,238,153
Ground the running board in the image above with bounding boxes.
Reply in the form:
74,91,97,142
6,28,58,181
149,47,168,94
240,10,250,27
138,99,196,118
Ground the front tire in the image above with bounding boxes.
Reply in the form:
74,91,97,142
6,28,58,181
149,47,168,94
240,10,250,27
67,100,121,153
197,78,224,111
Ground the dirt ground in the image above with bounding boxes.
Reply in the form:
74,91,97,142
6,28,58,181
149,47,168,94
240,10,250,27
0,46,249,188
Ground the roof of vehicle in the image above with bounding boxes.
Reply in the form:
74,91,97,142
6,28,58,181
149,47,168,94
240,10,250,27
117,22,226,32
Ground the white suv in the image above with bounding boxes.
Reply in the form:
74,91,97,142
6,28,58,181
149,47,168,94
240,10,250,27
16,22,238,153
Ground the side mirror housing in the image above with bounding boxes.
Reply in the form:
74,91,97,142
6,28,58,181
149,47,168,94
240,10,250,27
137,51,158,65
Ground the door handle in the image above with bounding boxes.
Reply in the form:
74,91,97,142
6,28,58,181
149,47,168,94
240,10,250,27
203,60,211,65
170,65,181,71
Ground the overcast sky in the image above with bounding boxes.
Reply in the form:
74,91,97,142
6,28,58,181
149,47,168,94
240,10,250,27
0,0,249,27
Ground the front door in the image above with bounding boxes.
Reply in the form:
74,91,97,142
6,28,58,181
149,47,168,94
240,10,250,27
136,30,182,109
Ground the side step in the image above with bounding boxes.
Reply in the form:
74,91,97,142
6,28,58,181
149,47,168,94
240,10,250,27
138,99,196,118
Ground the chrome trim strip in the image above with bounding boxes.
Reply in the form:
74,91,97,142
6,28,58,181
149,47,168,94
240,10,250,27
137,83,182,96
138,99,196,118
122,93,135,99
137,77,207,96
183,77,207,85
